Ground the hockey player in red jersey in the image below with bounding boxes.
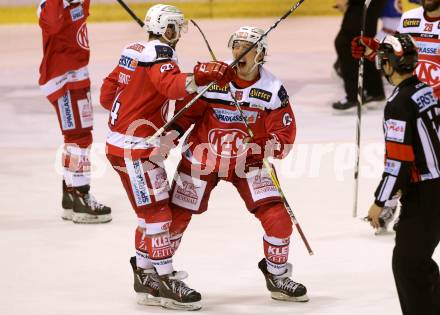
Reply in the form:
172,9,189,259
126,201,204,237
100,4,234,311
38,0,111,224
352,0,440,98
167,26,309,302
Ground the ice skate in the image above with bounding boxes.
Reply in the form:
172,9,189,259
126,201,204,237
375,203,397,235
158,271,202,311
130,257,161,306
258,258,309,302
72,185,112,224
61,180,74,221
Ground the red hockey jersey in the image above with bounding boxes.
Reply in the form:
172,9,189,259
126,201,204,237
100,40,190,159
397,7,440,97
38,0,90,102
174,66,296,174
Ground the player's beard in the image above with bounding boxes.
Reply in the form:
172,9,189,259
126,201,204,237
422,0,440,12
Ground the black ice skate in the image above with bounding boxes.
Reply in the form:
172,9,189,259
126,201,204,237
62,180,74,221
332,98,359,111
130,257,161,306
72,185,112,224
258,258,309,302
158,271,202,311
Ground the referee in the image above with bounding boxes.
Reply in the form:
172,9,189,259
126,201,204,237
368,33,440,315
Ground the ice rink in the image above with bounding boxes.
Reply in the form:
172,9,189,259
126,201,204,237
1,16,438,315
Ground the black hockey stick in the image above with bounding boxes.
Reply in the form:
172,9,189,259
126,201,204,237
116,0,144,27
353,0,372,218
191,19,313,255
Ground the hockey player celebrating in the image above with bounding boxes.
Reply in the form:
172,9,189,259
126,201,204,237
37,0,111,223
367,33,440,315
166,26,309,302
100,4,234,311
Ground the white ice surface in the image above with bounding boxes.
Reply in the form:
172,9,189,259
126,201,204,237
1,18,438,315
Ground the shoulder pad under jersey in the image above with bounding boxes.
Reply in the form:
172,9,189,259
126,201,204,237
251,67,288,110
137,40,178,64
398,7,424,32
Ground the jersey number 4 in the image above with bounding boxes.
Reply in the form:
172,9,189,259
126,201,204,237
110,101,121,126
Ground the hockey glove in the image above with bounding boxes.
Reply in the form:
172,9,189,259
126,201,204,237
193,61,235,87
243,135,283,171
351,36,379,61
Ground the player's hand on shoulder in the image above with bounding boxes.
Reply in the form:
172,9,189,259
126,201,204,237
193,61,235,87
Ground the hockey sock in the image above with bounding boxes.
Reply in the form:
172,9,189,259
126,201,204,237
143,221,174,275
62,145,91,187
263,234,290,275
170,233,183,252
135,224,154,270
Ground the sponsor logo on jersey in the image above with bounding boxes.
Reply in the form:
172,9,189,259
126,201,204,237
213,108,257,124
249,103,265,110
76,22,89,50
127,43,145,53
385,119,406,143
207,83,229,94
155,45,173,59
171,173,207,211
58,92,75,130
70,5,84,21
415,59,440,88
249,88,272,102
126,159,151,207
282,113,292,126
384,159,402,176
160,63,174,73
147,167,169,201
411,86,438,112
418,47,440,56
118,55,138,71
402,18,421,28
278,85,289,107
208,128,247,157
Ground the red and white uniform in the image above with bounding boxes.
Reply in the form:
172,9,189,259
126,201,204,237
169,66,296,275
38,0,90,102
397,7,440,97
101,40,190,275
101,40,189,160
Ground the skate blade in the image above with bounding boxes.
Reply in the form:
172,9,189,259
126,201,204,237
136,293,161,306
271,292,310,302
160,298,202,311
72,213,112,224
61,209,73,221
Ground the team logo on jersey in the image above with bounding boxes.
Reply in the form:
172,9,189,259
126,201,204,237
213,108,257,124
402,18,421,28
208,128,247,157
415,59,440,88
155,45,173,59
282,113,292,126
118,72,130,84
70,5,84,21
249,88,272,102
207,83,229,94
118,55,138,71
76,22,89,50
127,43,145,53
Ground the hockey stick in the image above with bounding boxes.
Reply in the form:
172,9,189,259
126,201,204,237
148,0,307,141
115,0,144,27
191,19,313,255
353,0,372,218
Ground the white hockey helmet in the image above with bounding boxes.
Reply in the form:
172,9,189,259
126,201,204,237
227,26,268,55
144,4,188,43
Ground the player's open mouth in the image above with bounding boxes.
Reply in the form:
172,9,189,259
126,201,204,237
238,60,246,68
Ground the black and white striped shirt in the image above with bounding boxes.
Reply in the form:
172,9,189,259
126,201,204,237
375,76,440,207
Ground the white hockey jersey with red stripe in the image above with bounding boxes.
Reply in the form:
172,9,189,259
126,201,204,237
100,40,190,159
38,0,90,102
173,66,296,174
397,7,440,97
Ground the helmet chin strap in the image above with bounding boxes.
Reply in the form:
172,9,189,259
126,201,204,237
384,68,396,85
